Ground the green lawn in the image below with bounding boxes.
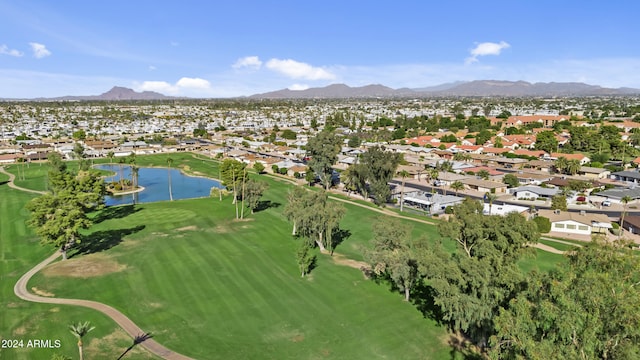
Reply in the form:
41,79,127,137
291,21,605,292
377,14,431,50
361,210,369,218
2,153,569,359
0,184,157,360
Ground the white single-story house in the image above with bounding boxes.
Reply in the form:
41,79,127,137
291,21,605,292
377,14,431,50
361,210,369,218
402,191,464,214
513,185,560,200
483,203,529,216
537,209,612,235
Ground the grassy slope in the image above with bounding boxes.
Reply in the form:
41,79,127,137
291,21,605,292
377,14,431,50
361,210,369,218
0,184,157,360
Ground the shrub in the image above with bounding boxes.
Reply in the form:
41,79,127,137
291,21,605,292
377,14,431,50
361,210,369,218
444,206,454,214
532,216,551,233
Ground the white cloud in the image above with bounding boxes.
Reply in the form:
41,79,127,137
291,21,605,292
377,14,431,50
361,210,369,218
29,42,51,58
136,77,211,95
148,65,157,71
176,77,211,89
0,44,23,57
233,56,262,70
288,84,310,91
266,58,336,80
466,41,510,64
137,81,176,94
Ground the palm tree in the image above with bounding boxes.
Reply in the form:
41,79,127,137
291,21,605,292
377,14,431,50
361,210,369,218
167,157,174,201
554,156,569,174
450,180,464,197
566,159,581,175
107,151,114,165
69,321,95,360
397,169,410,212
485,192,498,215
620,196,632,239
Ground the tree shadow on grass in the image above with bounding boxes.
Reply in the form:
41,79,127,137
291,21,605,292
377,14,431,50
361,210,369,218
71,225,145,257
330,228,351,253
0,180,8,186
411,281,444,324
92,204,141,224
117,332,153,360
254,200,281,212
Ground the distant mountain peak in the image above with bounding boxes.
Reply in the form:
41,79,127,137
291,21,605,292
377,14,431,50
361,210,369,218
97,86,170,100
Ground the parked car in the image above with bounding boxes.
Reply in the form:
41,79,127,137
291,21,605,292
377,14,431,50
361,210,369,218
602,200,611,207
577,196,586,202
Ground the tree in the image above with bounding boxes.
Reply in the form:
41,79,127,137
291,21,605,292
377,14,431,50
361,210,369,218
69,321,95,360
485,192,498,215
253,162,265,174
26,192,92,260
477,169,490,180
289,190,345,253
243,179,268,214
554,156,569,174
425,199,539,348
26,160,105,260
397,169,410,212
366,217,421,301
304,168,316,186
566,159,581,175
502,173,519,188
551,194,568,211
620,195,632,239
450,180,464,196
166,157,174,201
107,151,114,164
476,129,493,146
306,130,342,190
283,187,307,235
296,239,316,277
491,239,640,359
534,130,558,153
343,163,369,200
281,129,297,140
361,146,402,206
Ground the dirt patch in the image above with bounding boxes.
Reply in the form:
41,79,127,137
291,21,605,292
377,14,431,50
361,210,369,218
213,225,230,233
291,334,305,342
31,287,54,297
42,254,126,278
49,307,60,313
176,225,197,231
85,328,155,360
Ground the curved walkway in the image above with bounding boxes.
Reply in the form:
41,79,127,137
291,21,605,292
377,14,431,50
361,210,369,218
14,252,194,360
2,165,194,360
0,166,46,195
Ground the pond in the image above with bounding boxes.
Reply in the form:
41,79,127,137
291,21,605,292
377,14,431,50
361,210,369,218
96,164,224,206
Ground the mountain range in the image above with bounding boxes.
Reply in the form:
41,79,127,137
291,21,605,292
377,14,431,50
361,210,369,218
3,81,640,101
250,80,640,99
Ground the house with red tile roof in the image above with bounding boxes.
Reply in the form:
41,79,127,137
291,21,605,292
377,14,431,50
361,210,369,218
481,147,512,155
505,115,571,128
513,149,547,158
549,152,591,165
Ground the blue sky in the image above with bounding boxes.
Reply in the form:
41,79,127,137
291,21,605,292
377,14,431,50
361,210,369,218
1,0,640,98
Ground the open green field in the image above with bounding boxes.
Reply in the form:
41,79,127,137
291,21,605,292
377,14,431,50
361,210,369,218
1,153,567,359
0,182,157,360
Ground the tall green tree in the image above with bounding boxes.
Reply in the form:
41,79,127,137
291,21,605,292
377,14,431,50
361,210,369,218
397,169,410,212
366,217,421,301
423,199,539,348
620,195,632,239
491,239,640,359
534,130,558,153
289,190,345,253
361,146,402,206
296,239,316,277
551,194,568,211
450,180,464,196
243,179,269,214
306,130,342,190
